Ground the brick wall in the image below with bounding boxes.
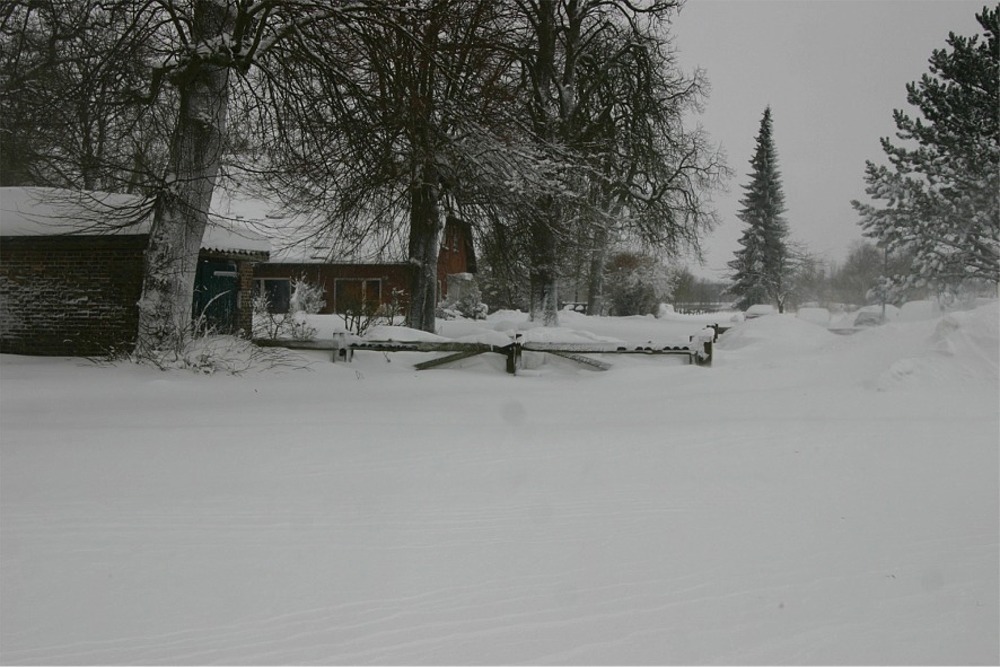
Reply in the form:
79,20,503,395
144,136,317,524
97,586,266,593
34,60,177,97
0,235,147,356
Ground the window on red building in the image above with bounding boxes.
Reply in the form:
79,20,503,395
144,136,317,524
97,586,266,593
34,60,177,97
334,279,381,314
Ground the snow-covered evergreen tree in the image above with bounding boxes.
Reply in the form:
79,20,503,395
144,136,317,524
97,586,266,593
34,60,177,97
728,106,791,311
852,6,999,292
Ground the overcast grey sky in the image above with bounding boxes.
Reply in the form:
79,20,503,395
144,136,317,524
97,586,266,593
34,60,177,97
671,0,986,279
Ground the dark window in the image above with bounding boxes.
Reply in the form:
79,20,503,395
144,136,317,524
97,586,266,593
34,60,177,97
334,279,381,314
365,279,381,305
255,279,291,314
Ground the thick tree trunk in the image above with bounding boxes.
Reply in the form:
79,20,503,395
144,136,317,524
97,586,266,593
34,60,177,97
586,224,608,316
406,163,443,333
529,199,560,326
527,1,560,327
135,0,233,357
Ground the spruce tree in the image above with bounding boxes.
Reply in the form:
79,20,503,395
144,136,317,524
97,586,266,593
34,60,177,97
729,106,791,311
852,6,999,293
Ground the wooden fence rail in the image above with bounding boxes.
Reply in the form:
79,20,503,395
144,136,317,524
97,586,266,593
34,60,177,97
256,324,727,375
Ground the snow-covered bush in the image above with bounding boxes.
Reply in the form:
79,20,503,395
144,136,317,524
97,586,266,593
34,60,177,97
340,289,403,336
447,281,488,320
286,278,324,341
604,251,677,316
289,278,325,315
656,303,675,318
127,333,309,375
252,292,286,340
253,277,324,341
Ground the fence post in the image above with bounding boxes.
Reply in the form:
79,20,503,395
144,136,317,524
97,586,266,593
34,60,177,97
700,340,713,366
692,327,715,367
332,332,353,363
506,334,523,374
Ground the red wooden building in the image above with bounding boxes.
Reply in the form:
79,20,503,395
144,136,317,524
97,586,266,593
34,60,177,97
253,216,476,315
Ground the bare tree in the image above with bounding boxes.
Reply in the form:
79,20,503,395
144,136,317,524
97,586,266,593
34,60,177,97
0,1,167,191
574,20,727,314
510,0,725,325
250,0,530,333
62,0,391,356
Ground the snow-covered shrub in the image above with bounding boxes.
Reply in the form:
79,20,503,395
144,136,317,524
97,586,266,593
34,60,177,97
656,303,675,318
604,251,677,316
128,333,309,375
339,289,403,336
286,278,324,341
253,277,325,341
286,312,316,342
444,278,488,320
381,288,406,324
290,278,325,315
252,292,287,340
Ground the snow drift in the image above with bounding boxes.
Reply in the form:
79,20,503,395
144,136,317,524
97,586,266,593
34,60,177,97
2,303,997,665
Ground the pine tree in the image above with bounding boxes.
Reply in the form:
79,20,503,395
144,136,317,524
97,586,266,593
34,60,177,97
729,106,791,311
852,6,999,293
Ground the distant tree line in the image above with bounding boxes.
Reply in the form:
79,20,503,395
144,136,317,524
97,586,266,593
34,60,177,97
725,6,997,313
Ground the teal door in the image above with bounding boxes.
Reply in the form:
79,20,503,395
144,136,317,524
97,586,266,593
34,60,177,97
193,260,239,334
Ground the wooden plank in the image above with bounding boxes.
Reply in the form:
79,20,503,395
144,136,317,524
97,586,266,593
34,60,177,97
546,350,612,371
352,341,498,353
523,341,694,355
521,341,624,353
414,349,489,370
254,339,337,350
256,339,499,353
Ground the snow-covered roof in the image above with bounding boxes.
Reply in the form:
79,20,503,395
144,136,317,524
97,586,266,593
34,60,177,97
0,187,270,255
210,191,407,264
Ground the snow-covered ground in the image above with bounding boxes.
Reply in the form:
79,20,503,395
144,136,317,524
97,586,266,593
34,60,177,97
2,304,997,665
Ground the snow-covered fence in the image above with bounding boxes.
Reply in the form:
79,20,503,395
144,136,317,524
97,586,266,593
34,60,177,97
260,325,727,374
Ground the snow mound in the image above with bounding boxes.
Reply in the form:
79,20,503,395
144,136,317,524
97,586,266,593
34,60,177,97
875,301,999,390
717,313,837,353
453,330,515,347
797,307,831,326
853,304,901,326
362,325,448,343
483,309,531,334
928,302,998,373
745,304,777,318
899,300,941,322
520,326,622,345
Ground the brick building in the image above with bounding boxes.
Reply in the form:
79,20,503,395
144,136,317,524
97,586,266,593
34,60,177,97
0,187,268,356
1,188,478,355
